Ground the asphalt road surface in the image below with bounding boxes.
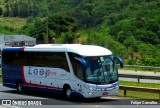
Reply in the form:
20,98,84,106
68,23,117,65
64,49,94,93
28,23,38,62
119,71,160,83
119,77,160,83
0,84,159,108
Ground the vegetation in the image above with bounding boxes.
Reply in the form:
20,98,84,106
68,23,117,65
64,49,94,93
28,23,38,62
120,80,160,88
119,81,160,99
119,90,159,99
0,17,26,29
0,0,160,66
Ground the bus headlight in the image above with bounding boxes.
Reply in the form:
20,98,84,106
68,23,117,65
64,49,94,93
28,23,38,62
101,88,105,91
88,92,94,96
84,84,96,90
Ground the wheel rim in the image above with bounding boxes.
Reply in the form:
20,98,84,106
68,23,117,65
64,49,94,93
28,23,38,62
18,83,22,92
66,88,71,98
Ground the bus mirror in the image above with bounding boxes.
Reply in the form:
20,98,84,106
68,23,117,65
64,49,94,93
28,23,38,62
114,56,124,68
74,57,87,71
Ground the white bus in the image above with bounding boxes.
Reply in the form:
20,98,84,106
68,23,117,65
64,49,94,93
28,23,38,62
2,44,123,99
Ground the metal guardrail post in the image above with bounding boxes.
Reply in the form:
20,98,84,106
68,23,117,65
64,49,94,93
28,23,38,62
124,90,126,96
137,77,140,83
154,67,156,74
135,66,137,72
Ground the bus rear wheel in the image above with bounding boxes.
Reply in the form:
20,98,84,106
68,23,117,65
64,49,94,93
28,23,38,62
16,81,23,93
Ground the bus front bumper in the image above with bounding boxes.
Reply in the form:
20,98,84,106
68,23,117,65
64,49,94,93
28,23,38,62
82,86,119,98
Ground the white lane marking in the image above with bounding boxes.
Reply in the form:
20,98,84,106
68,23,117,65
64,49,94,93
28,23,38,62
0,105,21,108
101,96,121,99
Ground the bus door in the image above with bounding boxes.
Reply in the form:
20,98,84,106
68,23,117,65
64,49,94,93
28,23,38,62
72,57,86,93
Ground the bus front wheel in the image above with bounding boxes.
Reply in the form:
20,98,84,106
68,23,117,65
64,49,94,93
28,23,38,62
64,86,72,99
16,81,23,93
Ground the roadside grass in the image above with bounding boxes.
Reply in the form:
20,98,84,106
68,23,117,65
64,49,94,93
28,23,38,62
119,80,160,99
118,67,160,73
120,80,160,88
118,90,159,100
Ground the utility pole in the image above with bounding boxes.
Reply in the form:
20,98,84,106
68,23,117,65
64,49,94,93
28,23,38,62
46,16,49,44
45,8,49,44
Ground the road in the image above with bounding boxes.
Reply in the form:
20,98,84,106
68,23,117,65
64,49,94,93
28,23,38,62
0,84,159,108
119,71,160,83
0,70,160,108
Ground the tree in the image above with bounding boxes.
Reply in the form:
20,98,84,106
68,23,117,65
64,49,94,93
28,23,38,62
10,1,18,17
61,32,76,43
3,3,10,17
0,7,2,16
48,14,76,36
138,43,157,58
145,19,159,33
119,0,129,9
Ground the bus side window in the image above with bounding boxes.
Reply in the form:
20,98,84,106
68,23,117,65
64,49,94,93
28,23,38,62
76,62,84,80
68,52,84,80
72,60,84,80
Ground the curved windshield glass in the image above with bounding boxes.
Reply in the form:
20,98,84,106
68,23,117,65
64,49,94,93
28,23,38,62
83,56,118,84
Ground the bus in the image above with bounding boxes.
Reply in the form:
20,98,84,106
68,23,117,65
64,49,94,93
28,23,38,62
2,44,123,99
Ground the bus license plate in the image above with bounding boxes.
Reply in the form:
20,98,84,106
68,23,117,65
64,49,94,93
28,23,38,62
102,92,108,96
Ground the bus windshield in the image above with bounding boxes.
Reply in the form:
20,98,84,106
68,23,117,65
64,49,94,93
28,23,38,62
83,56,118,84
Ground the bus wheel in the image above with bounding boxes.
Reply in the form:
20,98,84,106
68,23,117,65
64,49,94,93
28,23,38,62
16,82,23,93
65,87,72,99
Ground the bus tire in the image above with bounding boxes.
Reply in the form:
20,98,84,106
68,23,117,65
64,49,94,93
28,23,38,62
64,86,72,99
16,81,23,93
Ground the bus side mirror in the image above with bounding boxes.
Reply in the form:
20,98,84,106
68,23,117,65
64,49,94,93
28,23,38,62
114,56,124,68
74,57,87,71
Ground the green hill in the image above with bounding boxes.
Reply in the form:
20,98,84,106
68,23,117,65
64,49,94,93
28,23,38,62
0,0,160,66
0,17,26,29
0,17,26,34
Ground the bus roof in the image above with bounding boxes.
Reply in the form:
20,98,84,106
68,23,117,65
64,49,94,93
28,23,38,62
4,44,112,56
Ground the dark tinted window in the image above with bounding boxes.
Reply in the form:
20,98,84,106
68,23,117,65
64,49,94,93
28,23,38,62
68,52,84,80
2,51,27,66
29,52,69,72
2,51,69,72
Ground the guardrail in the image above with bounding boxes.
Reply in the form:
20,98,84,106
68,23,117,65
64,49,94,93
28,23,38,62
119,65,160,74
119,85,160,99
118,72,160,83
